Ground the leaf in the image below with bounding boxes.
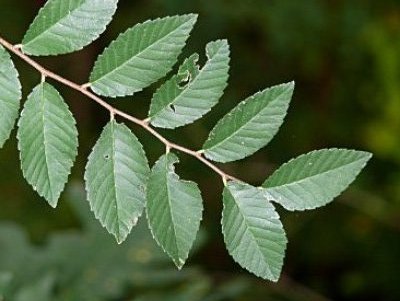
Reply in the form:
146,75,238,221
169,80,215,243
22,0,118,56
89,14,197,97
146,153,203,269
202,82,295,163
149,39,230,129
84,120,150,243
262,148,372,211
17,82,78,207
222,181,287,281
0,45,22,148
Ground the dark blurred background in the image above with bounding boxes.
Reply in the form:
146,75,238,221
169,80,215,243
0,0,399,300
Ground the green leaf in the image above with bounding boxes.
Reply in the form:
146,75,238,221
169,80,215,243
22,0,118,56
149,39,230,129
262,148,372,211
146,153,203,269
17,82,78,207
89,14,197,97
84,120,150,243
222,181,287,281
0,45,22,148
202,82,294,163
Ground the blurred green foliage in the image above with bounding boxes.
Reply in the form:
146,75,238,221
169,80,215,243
0,0,399,300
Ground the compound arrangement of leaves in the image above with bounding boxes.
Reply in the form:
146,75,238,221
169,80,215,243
0,0,371,282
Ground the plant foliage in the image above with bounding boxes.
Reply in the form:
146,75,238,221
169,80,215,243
0,0,371,282
0,45,21,148
17,82,78,208
146,153,203,269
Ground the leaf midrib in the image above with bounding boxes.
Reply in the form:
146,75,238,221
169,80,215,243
40,84,54,203
204,88,289,152
265,156,366,190
229,187,275,278
164,158,181,259
110,121,122,242
91,17,193,85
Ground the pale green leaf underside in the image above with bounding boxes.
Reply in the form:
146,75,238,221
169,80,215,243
146,153,203,268
17,82,78,207
262,148,372,211
149,39,230,129
222,181,287,281
0,45,22,148
89,14,197,97
22,0,118,56
203,82,295,163
84,120,150,243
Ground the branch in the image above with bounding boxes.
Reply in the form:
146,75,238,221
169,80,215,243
0,36,238,182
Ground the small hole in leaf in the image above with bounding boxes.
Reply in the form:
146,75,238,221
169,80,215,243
178,71,191,89
169,104,177,113
104,154,110,160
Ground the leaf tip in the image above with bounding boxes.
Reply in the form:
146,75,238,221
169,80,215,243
363,151,373,161
48,199,58,209
186,13,199,22
115,234,127,245
175,257,186,270
283,80,295,92
269,273,281,283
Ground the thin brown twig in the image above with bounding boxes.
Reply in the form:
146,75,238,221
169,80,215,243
0,36,239,182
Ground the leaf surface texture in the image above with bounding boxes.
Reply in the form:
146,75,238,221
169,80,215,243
222,181,287,281
203,82,294,162
146,153,203,268
85,120,150,243
262,149,372,210
17,82,78,207
89,14,197,97
0,45,22,148
22,0,118,56
149,40,230,128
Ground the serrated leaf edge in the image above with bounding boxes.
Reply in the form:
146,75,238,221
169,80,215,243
89,14,198,98
148,39,230,128
16,82,78,208
146,153,203,269
202,81,295,162
22,0,119,56
0,45,22,148
262,148,372,211
84,120,150,243
221,181,287,282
